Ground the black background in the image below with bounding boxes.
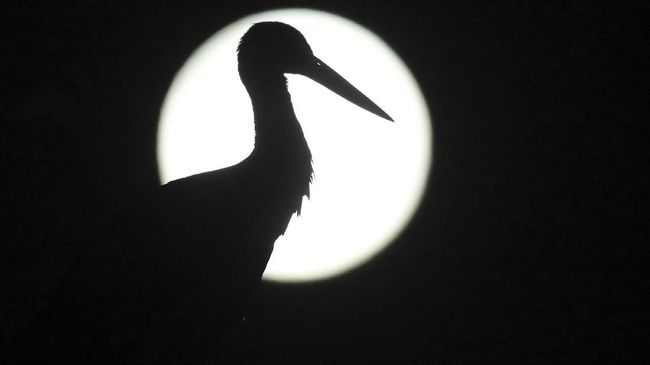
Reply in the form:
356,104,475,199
2,1,647,363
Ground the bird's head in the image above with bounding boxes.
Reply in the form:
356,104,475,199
238,22,315,76
238,22,393,121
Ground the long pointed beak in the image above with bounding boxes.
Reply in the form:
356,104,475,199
301,56,393,122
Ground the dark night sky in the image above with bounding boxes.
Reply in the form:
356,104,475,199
2,1,647,363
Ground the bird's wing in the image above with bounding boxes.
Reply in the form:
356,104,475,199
3,161,271,364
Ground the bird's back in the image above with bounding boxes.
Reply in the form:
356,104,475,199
2,157,300,364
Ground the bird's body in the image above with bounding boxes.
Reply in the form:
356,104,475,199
2,22,390,364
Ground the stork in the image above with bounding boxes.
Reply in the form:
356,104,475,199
2,22,392,364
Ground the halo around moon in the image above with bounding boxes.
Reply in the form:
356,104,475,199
157,9,432,282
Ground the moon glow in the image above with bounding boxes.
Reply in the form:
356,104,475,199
157,9,432,282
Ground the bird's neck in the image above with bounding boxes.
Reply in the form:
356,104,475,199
247,76,298,145
243,73,313,215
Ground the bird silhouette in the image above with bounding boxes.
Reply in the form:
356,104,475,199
2,22,392,364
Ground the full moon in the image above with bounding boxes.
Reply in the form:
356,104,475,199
157,9,432,282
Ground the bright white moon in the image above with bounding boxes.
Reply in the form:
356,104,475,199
157,9,432,282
